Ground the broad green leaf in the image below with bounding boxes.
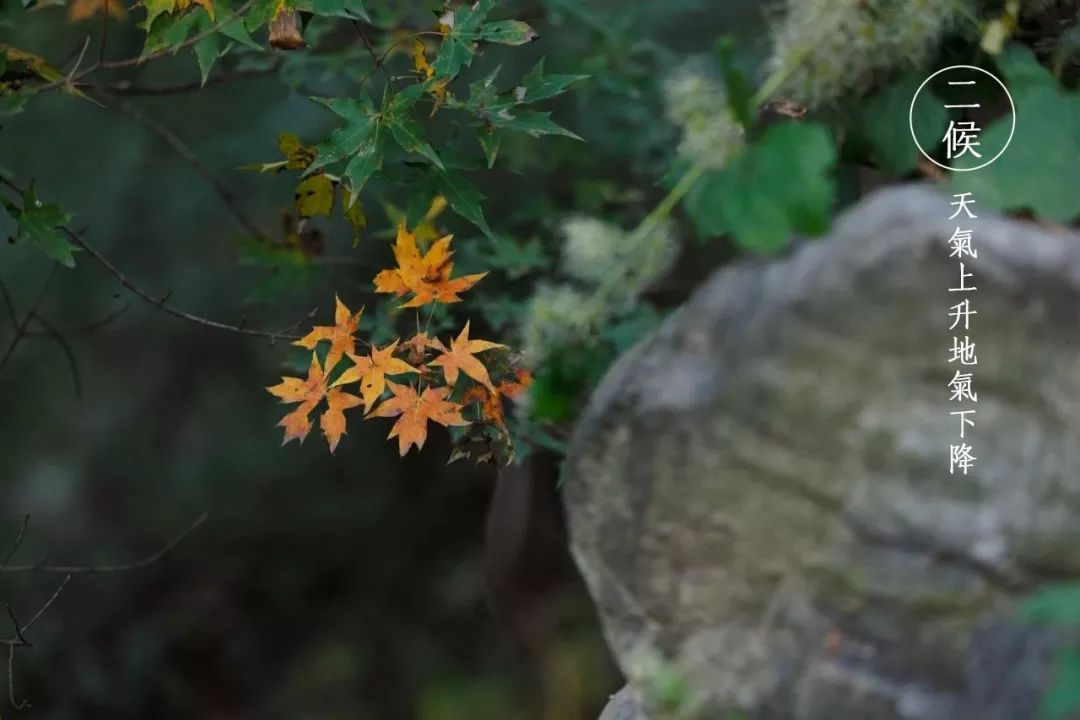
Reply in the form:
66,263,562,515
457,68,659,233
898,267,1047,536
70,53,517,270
860,73,948,175
478,128,501,168
685,122,837,252
515,59,587,104
309,95,377,172
1021,584,1080,627
1041,648,1080,720
342,124,384,192
431,167,494,239
387,115,444,168
489,109,581,139
716,37,754,131
476,20,537,45
431,0,496,78
995,43,1056,103
217,0,261,50
244,0,281,29
297,0,368,21
952,81,1080,223
194,31,221,85
3,186,76,267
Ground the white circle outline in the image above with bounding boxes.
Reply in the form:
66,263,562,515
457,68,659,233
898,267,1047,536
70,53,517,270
908,64,1016,173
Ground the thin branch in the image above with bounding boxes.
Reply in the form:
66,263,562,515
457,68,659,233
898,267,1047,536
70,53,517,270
0,516,30,575
0,266,56,376
4,513,209,574
1,177,309,342
99,61,281,96
7,644,25,709
29,313,83,398
0,276,17,328
98,0,110,66
28,301,131,336
353,21,391,80
21,576,71,632
105,93,271,242
4,608,28,648
3,575,70,710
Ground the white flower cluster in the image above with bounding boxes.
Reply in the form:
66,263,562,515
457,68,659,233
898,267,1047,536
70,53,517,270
663,66,745,169
521,217,678,363
767,0,977,108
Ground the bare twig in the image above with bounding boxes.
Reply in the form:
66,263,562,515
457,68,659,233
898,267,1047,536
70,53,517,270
30,301,131,336
29,314,83,398
2,174,309,343
21,576,71,632
104,94,271,241
353,21,391,80
0,276,17,329
100,61,282,96
4,513,209,574
0,266,56,376
98,0,110,65
0,516,30,575
3,575,71,710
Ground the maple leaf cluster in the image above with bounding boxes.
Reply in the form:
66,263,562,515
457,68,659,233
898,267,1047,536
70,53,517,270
267,225,530,461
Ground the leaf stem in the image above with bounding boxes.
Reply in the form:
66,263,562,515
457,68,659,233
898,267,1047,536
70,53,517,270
626,41,812,243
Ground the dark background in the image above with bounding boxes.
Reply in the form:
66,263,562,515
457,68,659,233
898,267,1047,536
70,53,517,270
0,1,764,717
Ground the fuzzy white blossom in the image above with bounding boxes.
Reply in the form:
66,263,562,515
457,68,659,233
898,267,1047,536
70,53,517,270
522,216,679,365
663,66,745,169
521,284,605,363
560,216,624,285
767,0,977,108
559,216,678,292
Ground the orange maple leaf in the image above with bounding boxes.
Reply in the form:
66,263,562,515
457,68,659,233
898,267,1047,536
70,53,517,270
320,388,363,453
266,354,362,452
293,295,363,371
373,225,486,307
429,321,505,391
401,331,441,366
369,381,468,456
463,368,533,437
333,340,418,409
69,0,126,21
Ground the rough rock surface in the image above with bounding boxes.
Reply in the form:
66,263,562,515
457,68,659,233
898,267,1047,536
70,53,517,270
563,185,1080,719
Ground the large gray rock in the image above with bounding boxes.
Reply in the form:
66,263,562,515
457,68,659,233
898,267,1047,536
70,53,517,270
564,185,1080,719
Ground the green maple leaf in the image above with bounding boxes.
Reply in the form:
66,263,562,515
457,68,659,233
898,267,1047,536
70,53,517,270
433,0,537,79
2,185,76,267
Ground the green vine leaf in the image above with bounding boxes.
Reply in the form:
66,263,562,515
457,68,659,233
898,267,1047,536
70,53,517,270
951,46,1080,223
685,122,837,253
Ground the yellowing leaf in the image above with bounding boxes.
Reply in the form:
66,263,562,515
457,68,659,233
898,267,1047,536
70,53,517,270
295,173,335,218
428,320,505,390
69,0,126,21
333,340,418,409
413,38,434,79
369,381,467,456
293,295,363,371
342,187,367,245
